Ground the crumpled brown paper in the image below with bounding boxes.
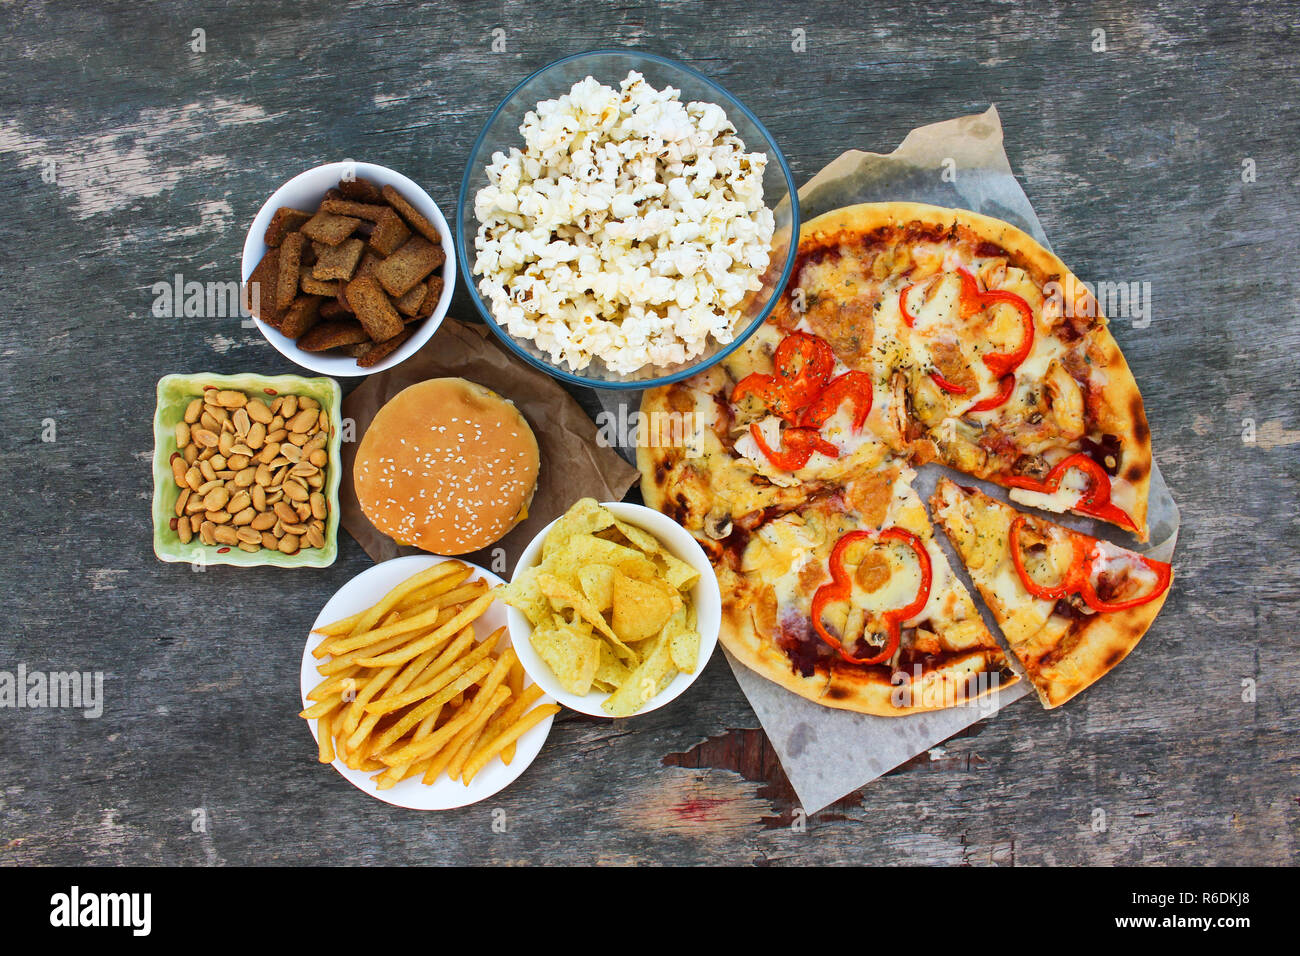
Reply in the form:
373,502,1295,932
339,317,639,575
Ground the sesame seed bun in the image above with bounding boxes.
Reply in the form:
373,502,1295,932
353,377,539,555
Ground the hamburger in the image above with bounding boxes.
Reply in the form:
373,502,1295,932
354,378,539,554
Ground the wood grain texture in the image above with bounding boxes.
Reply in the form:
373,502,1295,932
0,0,1296,865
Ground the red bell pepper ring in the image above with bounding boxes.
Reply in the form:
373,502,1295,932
966,373,1016,412
955,267,1035,378
748,422,839,472
1003,452,1139,534
811,528,933,666
730,332,835,422
798,370,874,431
1009,515,1171,612
902,273,1032,404
772,331,836,407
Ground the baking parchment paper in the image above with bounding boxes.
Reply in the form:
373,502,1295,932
598,105,1179,814
339,317,640,575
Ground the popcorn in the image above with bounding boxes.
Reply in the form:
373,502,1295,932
473,71,776,375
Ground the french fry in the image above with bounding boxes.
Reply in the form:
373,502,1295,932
461,704,561,785
481,683,544,765
420,718,482,784
311,561,468,636
303,559,547,793
317,712,336,764
315,607,402,658
413,705,443,742
300,692,345,720
396,574,482,612
355,594,494,668
308,671,360,702
341,664,401,734
504,660,526,762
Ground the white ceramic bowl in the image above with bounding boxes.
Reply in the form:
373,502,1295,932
242,161,456,377
300,555,556,810
506,502,722,717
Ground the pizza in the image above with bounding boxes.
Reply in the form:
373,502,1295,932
638,201,1169,714
930,479,1173,708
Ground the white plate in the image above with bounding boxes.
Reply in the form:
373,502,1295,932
300,555,556,809
242,161,456,377
506,502,722,717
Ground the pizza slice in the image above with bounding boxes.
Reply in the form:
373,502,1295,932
707,463,1016,715
930,478,1173,709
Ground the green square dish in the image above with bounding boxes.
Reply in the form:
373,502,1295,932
152,372,342,568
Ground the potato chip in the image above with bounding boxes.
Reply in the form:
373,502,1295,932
655,550,700,592
503,499,703,716
495,566,550,626
602,631,678,717
541,497,615,559
535,572,641,661
610,517,663,555
611,573,677,643
577,564,616,612
665,605,700,674
531,620,600,696
594,641,633,687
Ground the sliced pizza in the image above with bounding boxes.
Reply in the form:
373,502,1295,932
639,201,1168,714
930,478,1173,708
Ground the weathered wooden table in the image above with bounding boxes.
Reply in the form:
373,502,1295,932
1,1,1295,866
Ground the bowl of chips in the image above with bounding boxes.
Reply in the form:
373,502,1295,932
499,499,721,717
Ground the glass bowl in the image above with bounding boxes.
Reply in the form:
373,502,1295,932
457,50,799,390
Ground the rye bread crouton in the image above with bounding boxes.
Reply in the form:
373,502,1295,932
243,247,283,325
312,237,366,281
320,198,389,222
300,266,337,297
374,236,443,297
337,176,383,203
367,208,411,257
345,275,404,341
301,210,361,246
297,320,371,352
393,282,427,317
276,232,306,313
264,207,312,247
416,276,444,319
319,298,348,321
279,295,324,338
356,328,413,368
381,184,442,244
